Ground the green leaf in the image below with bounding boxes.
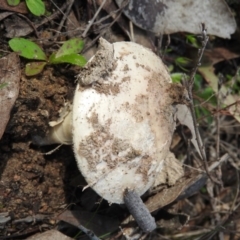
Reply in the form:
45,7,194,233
175,57,192,71
195,104,213,124
171,72,184,83
7,0,20,6
198,87,216,105
49,53,87,67
0,83,8,89
175,57,191,66
55,39,85,58
186,34,199,48
25,0,45,16
25,61,47,76
193,74,203,91
9,38,47,61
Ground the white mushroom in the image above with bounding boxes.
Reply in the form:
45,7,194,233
36,38,185,232
72,38,182,204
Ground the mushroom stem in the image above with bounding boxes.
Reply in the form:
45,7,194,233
124,189,156,233
33,111,73,146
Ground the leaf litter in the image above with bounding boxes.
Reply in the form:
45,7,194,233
0,0,240,239
115,0,236,38
0,53,21,140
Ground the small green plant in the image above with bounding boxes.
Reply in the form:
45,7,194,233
9,38,87,76
186,34,200,48
0,83,8,89
174,57,192,71
170,72,185,83
171,72,216,124
225,68,240,94
7,0,20,6
7,0,45,16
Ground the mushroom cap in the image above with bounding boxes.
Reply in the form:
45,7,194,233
73,40,175,204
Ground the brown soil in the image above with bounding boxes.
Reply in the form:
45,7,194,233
0,66,83,234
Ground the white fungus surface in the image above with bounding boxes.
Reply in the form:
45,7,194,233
72,39,180,204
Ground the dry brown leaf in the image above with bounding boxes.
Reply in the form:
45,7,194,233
224,95,240,123
26,229,73,240
57,210,119,236
199,47,240,122
153,152,184,188
95,0,153,49
0,0,28,14
145,154,228,213
0,52,21,140
198,65,219,92
65,10,82,38
176,104,204,158
115,0,236,38
0,11,13,21
145,175,196,213
198,66,240,123
203,48,239,65
200,48,239,92
156,207,189,230
146,173,207,213
4,15,33,38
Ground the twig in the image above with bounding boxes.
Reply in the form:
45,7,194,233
42,144,63,155
55,0,75,37
208,153,229,172
81,0,130,42
216,74,224,161
220,142,239,168
77,224,101,240
188,23,209,89
82,7,123,53
186,24,208,161
129,21,135,42
159,34,170,59
167,228,214,239
230,169,239,213
178,153,229,200
184,24,220,184
49,0,66,16
20,2,69,37
82,0,108,38
17,13,39,38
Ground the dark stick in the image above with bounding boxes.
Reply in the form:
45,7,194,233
77,224,100,240
124,189,156,233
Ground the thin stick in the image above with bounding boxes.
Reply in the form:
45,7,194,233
178,153,229,200
56,0,75,35
49,0,66,16
230,169,239,213
17,13,39,38
77,224,100,240
186,24,208,161
82,8,123,53
216,75,224,161
21,2,69,37
188,24,209,89
82,0,108,38
129,21,135,42
184,24,220,183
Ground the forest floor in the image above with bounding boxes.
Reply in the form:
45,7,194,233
0,1,240,239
